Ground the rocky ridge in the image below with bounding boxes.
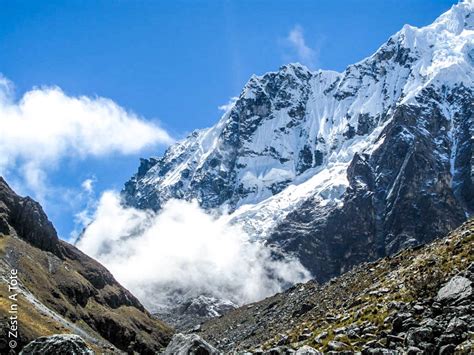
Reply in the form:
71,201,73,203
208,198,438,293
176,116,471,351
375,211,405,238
0,177,173,353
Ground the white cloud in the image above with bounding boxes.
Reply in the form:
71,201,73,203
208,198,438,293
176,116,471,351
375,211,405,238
68,176,99,242
77,191,311,311
81,178,95,194
218,96,238,112
0,74,173,199
285,25,318,68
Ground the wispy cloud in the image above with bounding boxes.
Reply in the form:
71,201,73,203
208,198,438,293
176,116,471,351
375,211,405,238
283,25,319,68
70,176,98,242
218,96,238,113
81,177,96,194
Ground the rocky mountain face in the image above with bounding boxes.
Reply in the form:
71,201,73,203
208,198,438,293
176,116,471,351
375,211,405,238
156,295,237,332
197,218,474,354
123,1,473,283
0,177,173,353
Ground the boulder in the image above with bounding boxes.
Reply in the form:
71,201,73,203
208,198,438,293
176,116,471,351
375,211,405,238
264,346,295,354
405,327,434,347
406,346,422,355
445,317,467,336
298,332,312,341
437,333,458,346
419,318,440,331
327,340,350,351
391,312,413,332
436,276,472,303
20,334,93,355
276,335,290,346
362,348,398,355
163,333,219,355
438,344,456,355
295,345,322,354
314,331,328,344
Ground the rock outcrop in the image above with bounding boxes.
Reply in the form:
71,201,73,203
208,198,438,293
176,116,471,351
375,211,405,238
0,177,60,254
163,333,219,355
157,295,237,331
436,275,472,303
20,334,93,355
0,177,173,353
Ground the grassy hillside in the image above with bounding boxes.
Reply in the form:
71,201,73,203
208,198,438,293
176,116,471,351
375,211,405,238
200,219,474,353
0,177,173,353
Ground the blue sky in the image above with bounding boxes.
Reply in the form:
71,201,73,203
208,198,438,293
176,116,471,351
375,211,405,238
0,0,457,239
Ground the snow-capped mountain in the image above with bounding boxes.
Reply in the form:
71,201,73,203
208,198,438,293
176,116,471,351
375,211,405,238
124,1,473,280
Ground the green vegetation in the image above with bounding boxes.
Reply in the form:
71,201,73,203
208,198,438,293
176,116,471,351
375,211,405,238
258,219,474,352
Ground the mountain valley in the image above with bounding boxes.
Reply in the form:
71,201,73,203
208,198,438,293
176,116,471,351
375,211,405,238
1,1,473,354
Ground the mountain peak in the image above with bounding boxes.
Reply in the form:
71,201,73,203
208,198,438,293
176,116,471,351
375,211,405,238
433,0,474,32
278,62,312,74
123,0,473,215
398,0,473,37
122,2,473,282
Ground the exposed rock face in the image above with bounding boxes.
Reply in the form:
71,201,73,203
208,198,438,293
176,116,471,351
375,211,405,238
163,333,219,355
270,88,471,279
295,345,321,354
0,177,59,254
437,275,472,303
122,1,473,284
198,219,474,354
157,295,237,331
0,177,173,353
20,334,93,355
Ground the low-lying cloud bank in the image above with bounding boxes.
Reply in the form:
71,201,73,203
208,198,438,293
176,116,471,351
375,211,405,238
77,191,311,310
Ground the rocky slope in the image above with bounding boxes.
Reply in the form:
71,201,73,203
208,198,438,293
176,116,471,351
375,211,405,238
198,218,474,354
123,1,473,284
156,295,237,332
20,334,94,354
0,177,173,353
